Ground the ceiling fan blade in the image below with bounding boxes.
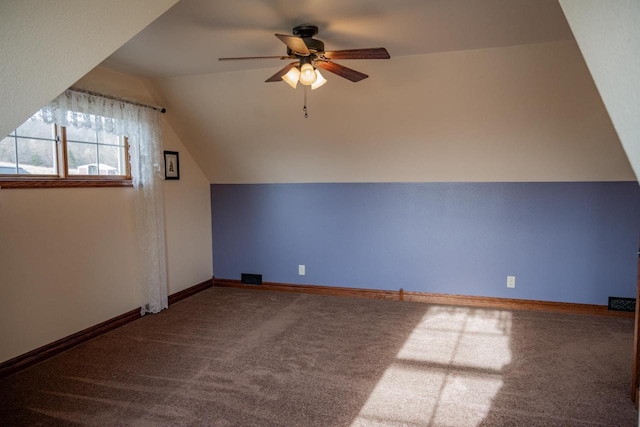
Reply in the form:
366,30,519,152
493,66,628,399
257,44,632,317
322,47,390,60
275,34,310,56
219,55,291,61
315,61,369,82
265,62,298,82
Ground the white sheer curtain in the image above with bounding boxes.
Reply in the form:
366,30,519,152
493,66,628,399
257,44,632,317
38,89,168,315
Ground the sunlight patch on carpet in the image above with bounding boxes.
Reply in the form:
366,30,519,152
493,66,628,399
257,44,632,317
351,306,512,426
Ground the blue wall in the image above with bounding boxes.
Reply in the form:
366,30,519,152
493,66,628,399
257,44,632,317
211,182,640,305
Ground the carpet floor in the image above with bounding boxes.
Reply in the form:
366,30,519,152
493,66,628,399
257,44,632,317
0,287,637,426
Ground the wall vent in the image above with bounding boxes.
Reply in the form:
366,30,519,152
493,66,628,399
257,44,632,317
241,273,262,285
608,297,636,312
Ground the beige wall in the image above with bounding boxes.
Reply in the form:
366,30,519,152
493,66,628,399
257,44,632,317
0,0,178,140
0,67,212,363
0,188,140,363
162,118,214,294
153,40,633,183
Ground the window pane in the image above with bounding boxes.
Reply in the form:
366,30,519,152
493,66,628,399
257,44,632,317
17,138,57,175
98,145,126,175
68,141,98,175
66,126,98,143
16,118,56,140
0,136,18,174
97,131,123,146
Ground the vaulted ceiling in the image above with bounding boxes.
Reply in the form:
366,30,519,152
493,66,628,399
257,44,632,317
0,0,178,140
102,0,574,78
100,0,634,183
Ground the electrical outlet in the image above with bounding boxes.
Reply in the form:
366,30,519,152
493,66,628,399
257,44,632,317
298,265,305,276
507,276,516,288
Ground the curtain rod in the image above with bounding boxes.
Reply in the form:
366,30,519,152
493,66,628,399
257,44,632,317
69,87,167,114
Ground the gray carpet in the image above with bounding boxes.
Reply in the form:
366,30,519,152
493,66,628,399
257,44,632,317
0,287,637,426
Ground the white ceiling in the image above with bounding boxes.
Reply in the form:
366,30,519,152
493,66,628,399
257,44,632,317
102,0,574,78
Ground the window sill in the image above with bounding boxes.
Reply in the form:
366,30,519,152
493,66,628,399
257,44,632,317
0,178,133,189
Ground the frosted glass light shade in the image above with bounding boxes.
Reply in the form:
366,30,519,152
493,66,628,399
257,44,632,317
299,63,317,86
311,70,327,90
282,67,300,89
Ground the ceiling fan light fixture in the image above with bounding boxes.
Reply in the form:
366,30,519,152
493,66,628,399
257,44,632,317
299,63,317,86
311,69,327,90
281,67,300,89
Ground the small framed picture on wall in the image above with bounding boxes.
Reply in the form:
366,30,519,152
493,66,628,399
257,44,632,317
164,151,180,180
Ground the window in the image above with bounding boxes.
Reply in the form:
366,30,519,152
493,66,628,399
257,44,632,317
1,119,57,176
0,114,131,188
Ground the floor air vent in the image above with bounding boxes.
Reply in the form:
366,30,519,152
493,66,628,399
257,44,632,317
608,297,636,312
241,273,262,285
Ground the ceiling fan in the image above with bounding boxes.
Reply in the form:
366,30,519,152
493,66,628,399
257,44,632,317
218,24,390,90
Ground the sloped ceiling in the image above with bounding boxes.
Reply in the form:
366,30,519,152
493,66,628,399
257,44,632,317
102,0,634,183
102,0,574,78
559,0,640,182
0,0,178,139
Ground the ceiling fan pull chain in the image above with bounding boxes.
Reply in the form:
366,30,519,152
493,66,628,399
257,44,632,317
303,85,309,118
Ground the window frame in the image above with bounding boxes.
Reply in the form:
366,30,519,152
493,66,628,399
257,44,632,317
0,121,132,189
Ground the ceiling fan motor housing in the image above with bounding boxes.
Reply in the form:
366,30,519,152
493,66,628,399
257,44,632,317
288,25,325,56
292,24,318,38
